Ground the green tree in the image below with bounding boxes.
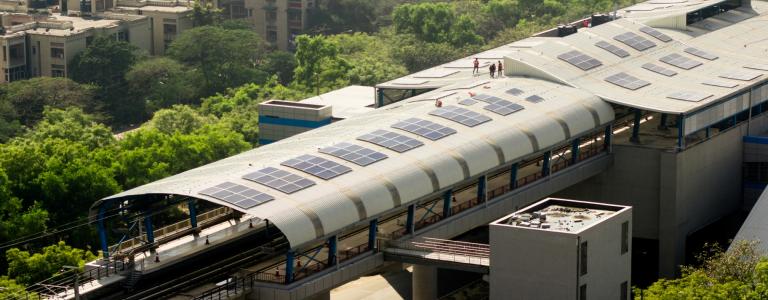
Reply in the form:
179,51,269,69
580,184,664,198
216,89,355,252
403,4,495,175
0,276,27,299
69,36,143,124
6,241,96,286
201,78,310,117
126,58,197,113
0,77,97,126
147,105,215,135
0,98,20,142
263,51,297,85
0,168,48,242
293,35,351,92
190,0,222,27
326,33,408,85
168,26,267,96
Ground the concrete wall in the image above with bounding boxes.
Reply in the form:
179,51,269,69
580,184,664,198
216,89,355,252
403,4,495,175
578,208,632,300
558,113,768,277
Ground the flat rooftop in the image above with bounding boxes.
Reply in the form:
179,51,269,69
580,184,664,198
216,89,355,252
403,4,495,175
493,198,629,233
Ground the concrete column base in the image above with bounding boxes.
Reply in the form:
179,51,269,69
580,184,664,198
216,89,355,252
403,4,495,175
412,265,438,300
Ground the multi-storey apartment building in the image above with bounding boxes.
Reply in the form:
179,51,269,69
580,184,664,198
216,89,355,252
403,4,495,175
246,0,313,50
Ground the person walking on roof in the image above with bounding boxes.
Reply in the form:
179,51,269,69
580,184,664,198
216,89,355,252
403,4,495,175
497,61,504,78
489,63,496,78
473,58,480,75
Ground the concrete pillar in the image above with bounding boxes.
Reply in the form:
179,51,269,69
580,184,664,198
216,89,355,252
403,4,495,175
571,138,581,165
412,265,438,300
406,205,415,234
631,109,642,143
442,189,452,218
658,152,684,278
98,205,109,258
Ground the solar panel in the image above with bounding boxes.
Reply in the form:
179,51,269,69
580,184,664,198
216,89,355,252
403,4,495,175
472,94,505,104
243,167,315,194
525,95,545,103
200,182,274,209
459,98,478,106
281,154,352,180
557,50,603,71
506,88,524,96
744,64,768,72
429,105,492,127
483,99,525,116
594,41,630,58
684,47,718,61
357,130,424,153
719,70,763,81
642,63,677,77
639,26,673,42
613,32,657,51
702,79,738,88
391,118,457,141
604,72,651,90
659,53,702,70
667,91,712,102
319,142,388,166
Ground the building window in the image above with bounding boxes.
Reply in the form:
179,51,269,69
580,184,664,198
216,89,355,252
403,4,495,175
4,66,26,82
580,241,588,276
621,281,628,300
116,31,129,42
50,43,65,59
51,64,65,77
267,30,277,43
580,284,587,300
621,221,629,254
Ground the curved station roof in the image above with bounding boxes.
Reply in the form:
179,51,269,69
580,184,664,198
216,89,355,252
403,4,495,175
95,0,768,249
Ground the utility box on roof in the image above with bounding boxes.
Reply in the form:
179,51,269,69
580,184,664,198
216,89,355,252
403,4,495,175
257,100,332,145
489,198,632,300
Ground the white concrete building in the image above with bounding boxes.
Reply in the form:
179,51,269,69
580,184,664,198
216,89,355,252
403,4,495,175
490,198,632,300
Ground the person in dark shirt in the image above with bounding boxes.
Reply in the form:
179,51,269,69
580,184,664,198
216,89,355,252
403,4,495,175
489,63,496,78
497,61,503,78
473,58,480,75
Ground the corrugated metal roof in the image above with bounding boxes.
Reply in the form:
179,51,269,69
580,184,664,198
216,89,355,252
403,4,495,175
93,78,613,249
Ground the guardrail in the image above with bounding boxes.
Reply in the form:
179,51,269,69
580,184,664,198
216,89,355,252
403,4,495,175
385,237,489,266
20,259,129,300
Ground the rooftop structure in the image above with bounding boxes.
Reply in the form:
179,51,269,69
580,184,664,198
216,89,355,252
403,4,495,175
500,202,617,233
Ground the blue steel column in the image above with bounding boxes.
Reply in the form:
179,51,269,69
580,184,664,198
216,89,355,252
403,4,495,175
442,190,452,218
377,89,384,108
98,205,109,258
476,175,486,202
604,125,612,153
541,151,551,177
630,109,642,143
187,199,198,229
406,205,415,234
144,211,155,244
571,138,581,165
677,114,686,150
658,113,668,130
328,236,338,266
509,163,518,189
368,219,377,250
285,251,295,284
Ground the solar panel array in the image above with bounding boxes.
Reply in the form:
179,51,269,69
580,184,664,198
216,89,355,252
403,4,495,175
702,79,738,88
459,98,478,106
639,26,673,42
667,91,712,102
526,95,545,103
319,142,388,166
473,94,505,104
429,105,492,127
594,41,630,58
357,130,424,153
506,88,524,96
484,99,525,116
684,47,718,61
557,50,603,71
243,167,315,194
659,53,702,70
200,182,274,209
642,63,678,77
281,154,352,180
604,72,651,90
719,70,763,81
613,32,656,51
391,118,457,141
